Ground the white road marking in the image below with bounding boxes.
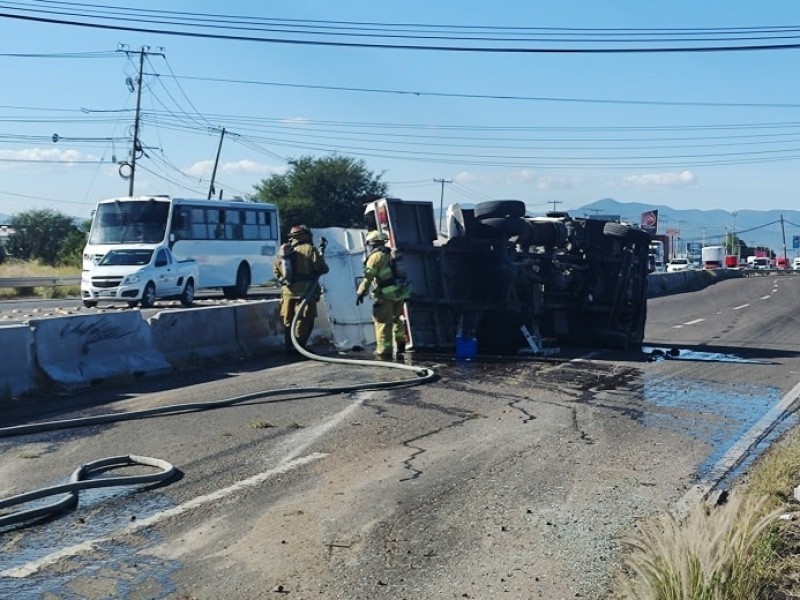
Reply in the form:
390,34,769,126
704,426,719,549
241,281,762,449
732,304,750,310
1,395,369,579
760,295,772,300
683,318,705,326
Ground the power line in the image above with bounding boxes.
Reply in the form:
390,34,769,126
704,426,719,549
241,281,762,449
4,6,800,52
159,73,800,110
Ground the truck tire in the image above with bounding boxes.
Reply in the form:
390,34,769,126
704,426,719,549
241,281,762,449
82,300,97,308
474,200,527,220
478,217,529,240
180,278,195,307
223,263,251,299
603,222,651,245
140,282,157,309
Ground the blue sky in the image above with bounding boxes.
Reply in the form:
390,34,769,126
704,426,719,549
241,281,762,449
2,0,800,222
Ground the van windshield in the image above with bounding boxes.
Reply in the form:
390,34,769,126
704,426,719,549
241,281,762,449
98,249,153,266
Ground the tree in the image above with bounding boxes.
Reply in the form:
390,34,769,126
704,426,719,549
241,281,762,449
57,219,91,267
252,154,387,235
5,209,83,266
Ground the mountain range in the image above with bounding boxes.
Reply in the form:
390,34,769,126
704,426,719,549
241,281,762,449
574,199,800,257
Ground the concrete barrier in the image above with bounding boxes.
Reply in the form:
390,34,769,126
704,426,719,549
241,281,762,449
0,325,36,398
30,312,171,389
149,305,243,367
234,300,283,356
234,298,336,355
647,268,744,298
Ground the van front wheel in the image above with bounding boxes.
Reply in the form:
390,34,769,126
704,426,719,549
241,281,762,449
140,282,156,309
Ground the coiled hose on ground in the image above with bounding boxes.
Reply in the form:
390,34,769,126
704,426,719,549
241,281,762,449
0,277,437,528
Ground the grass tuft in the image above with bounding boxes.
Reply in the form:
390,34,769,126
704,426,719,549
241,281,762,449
616,428,800,599
621,493,782,599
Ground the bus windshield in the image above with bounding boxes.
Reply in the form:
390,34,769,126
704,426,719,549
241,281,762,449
88,200,170,245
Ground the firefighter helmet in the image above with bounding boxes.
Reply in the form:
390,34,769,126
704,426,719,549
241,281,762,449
288,224,311,238
365,230,388,245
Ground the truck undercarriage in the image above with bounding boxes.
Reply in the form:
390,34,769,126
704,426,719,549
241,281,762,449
365,198,651,354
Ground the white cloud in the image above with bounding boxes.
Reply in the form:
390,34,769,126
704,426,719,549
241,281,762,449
280,116,310,126
535,175,582,190
0,147,99,169
454,170,487,183
622,170,698,189
185,159,285,178
507,169,536,183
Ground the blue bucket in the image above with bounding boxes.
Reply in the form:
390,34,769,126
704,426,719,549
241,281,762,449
455,336,477,359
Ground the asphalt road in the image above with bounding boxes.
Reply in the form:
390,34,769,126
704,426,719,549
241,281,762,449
2,275,800,599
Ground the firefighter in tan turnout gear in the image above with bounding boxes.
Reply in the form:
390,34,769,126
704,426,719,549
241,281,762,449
356,230,411,358
273,225,329,354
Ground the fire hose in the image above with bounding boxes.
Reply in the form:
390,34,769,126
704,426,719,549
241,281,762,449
0,275,437,528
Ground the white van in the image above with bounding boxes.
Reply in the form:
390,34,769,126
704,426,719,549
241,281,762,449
793,257,800,271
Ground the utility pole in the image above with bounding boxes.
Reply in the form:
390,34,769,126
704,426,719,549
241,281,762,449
128,47,145,197
781,214,787,264
434,178,452,232
208,127,226,199
122,45,164,196
550,199,562,212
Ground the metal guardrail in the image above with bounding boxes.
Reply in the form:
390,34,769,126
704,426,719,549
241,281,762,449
0,276,81,287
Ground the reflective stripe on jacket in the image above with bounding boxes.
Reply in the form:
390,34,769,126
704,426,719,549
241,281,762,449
357,248,411,301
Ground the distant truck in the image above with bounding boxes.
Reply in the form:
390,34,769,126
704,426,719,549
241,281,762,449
81,245,198,308
701,245,726,269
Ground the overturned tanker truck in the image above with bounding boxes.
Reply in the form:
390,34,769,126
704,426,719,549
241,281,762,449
363,197,651,354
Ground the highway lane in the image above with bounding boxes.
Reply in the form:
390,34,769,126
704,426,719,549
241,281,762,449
2,275,800,599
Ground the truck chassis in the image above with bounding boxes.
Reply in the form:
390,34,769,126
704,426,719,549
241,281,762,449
366,198,651,353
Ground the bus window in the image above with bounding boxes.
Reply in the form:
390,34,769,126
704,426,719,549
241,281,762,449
243,210,259,240
225,209,243,240
257,211,274,239
207,209,224,240
171,208,191,241
188,208,207,239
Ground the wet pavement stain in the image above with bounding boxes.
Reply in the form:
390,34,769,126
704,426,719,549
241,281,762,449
644,345,773,364
0,489,179,599
637,374,799,485
436,354,797,490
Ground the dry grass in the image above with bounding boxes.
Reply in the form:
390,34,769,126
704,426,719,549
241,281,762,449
620,494,782,599
616,428,800,599
0,259,80,299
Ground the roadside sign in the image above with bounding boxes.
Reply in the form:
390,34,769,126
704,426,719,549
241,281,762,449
793,235,800,249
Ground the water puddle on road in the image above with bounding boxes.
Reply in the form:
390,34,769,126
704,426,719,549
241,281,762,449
444,353,797,491
637,374,798,486
0,488,179,599
644,345,773,364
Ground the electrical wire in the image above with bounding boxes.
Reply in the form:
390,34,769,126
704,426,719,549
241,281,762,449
3,3,800,52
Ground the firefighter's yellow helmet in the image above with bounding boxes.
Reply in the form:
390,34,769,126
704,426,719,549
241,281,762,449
365,230,388,245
